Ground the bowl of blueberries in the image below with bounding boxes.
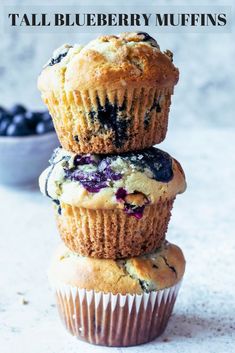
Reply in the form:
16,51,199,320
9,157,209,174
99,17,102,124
0,104,58,186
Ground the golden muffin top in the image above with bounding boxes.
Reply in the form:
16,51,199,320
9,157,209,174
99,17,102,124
38,32,179,93
48,241,185,294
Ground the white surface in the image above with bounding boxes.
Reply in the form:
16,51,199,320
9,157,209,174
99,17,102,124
0,128,235,353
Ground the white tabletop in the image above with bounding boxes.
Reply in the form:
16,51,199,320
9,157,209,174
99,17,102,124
1,127,235,353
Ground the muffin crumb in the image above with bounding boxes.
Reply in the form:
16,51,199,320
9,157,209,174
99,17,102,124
19,296,29,305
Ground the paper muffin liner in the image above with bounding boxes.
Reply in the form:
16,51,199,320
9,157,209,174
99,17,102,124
56,198,175,259
53,280,182,347
43,86,174,154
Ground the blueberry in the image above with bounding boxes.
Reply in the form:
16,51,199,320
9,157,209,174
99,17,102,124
13,113,37,134
10,104,27,116
13,114,26,125
41,111,52,121
64,157,122,193
25,111,43,129
115,188,127,201
124,204,145,219
48,45,72,66
91,97,129,148
0,110,12,122
6,121,31,136
36,120,54,134
46,120,55,132
103,166,122,181
74,154,96,166
149,99,161,113
98,158,111,172
120,148,173,183
36,122,46,134
49,53,67,66
0,106,6,115
0,117,11,136
0,105,54,136
137,32,159,48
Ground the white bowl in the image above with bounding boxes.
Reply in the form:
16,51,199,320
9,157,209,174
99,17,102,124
0,132,59,186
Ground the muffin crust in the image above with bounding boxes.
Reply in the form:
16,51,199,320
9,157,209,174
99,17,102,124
38,32,179,93
48,241,185,294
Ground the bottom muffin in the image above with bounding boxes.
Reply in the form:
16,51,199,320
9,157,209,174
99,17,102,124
48,241,186,347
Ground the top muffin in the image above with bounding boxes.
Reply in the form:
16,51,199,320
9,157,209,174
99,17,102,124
38,32,179,154
38,32,178,91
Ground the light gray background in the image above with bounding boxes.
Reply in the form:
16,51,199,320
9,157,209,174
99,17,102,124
0,1,235,353
0,0,234,128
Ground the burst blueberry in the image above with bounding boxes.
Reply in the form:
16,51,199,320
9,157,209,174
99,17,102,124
115,188,127,201
137,32,160,48
65,161,122,193
124,204,145,219
74,154,96,166
120,148,173,183
89,97,129,148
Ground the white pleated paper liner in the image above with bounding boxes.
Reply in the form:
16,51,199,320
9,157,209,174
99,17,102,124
53,280,182,347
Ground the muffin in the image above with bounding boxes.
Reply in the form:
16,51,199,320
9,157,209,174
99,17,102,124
48,241,185,347
39,146,186,259
38,32,179,154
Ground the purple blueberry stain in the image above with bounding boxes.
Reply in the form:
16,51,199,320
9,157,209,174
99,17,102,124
124,205,145,219
65,155,122,193
74,154,96,166
115,188,127,201
103,166,122,181
115,187,149,219
89,97,130,148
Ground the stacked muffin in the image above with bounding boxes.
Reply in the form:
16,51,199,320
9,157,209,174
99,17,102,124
38,32,186,347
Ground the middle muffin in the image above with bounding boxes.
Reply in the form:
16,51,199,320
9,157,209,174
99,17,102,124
39,146,186,258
